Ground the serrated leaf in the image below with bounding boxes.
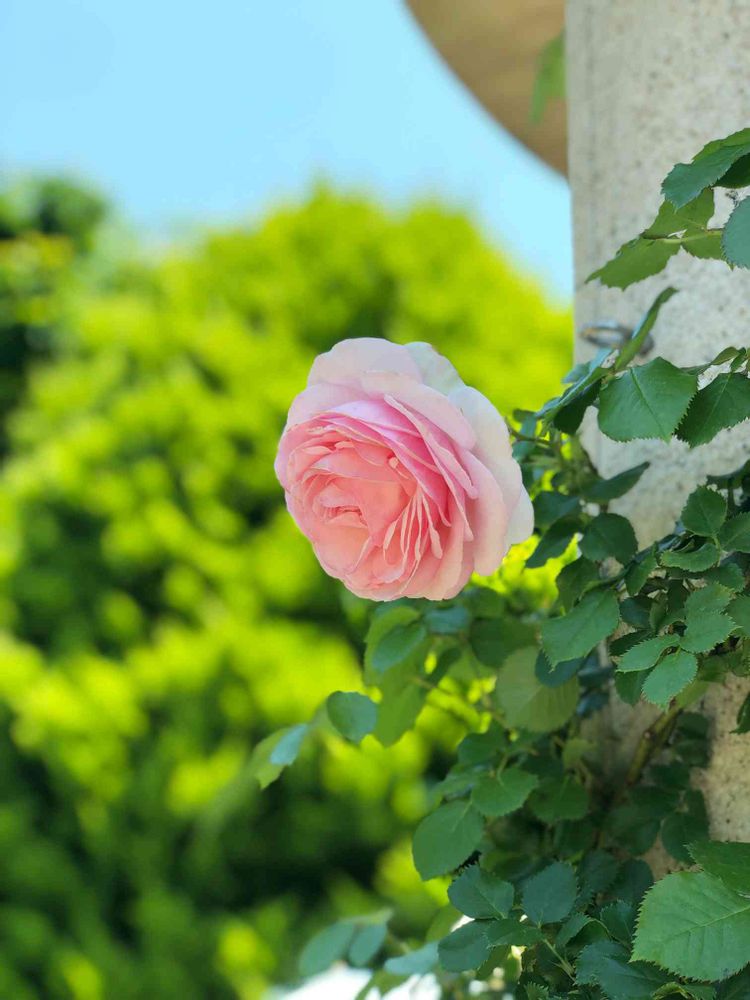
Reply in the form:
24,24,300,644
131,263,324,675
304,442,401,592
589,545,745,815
528,774,588,823
326,691,377,743
582,462,649,502
577,940,670,999
680,611,735,653
535,649,583,688
678,373,750,448
541,588,620,665
681,486,728,536
483,918,543,947
526,517,579,568
522,862,577,925
685,582,733,616
723,196,750,268
598,358,697,442
438,921,488,972
471,766,538,818
626,549,658,597
495,648,579,732
578,850,621,903
588,235,680,288
447,866,514,919
556,558,600,609
600,900,636,945
299,921,356,977
556,911,591,948
653,983,716,1000
580,512,638,564
642,650,698,707
617,634,677,673
384,941,438,976
662,129,750,207
661,791,709,864
660,543,720,570
412,800,484,880
719,512,750,553
728,595,750,636
633,870,750,980
688,840,750,896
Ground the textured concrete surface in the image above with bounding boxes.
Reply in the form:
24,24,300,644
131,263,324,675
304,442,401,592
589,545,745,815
566,0,750,843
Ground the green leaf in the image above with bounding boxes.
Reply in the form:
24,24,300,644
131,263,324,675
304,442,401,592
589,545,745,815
535,649,583,688
616,634,677,673
662,128,750,207
556,558,600,609
588,235,680,288
555,911,592,948
598,358,697,442
438,921,488,972
534,490,580,528
678,373,750,448
600,900,636,945
483,918,543,948
582,462,649,502
384,941,438,976
367,621,428,677
299,921,356,977
412,800,485,880
680,612,735,653
470,766,538,818
249,723,309,789
373,682,426,747
681,486,728,536
688,840,750,896
653,984,716,1000
495,648,579,732
722,196,750,267
577,940,670,1000
530,31,565,123
526,517,579,568
661,790,709,864
580,513,638,564
728,594,750,636
735,691,750,734
719,968,750,999
642,650,698,707
626,549,658,597
541,588,620,665
719,512,750,553
348,923,387,966
447,866,514,920
522,861,577,925
633,870,750,980
470,617,535,667
660,543,720,570
528,774,588,823
326,692,377,743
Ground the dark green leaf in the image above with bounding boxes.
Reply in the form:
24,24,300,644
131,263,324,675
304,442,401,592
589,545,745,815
522,861,577,925
528,774,588,823
438,921,488,972
598,358,697,442
662,129,750,207
688,840,750,896
633,871,750,980
681,486,728,536
447,866,514,919
588,235,679,288
678,373,750,448
483,918,543,948
580,512,638,564
412,800,484,880
617,634,677,673
471,766,538,818
660,543,720,570
541,588,620,665
626,549,658,597
555,911,592,948
642,650,698,707
373,682,426,747
719,512,750,553
661,790,709,864
535,649,583,688
723,196,750,268
735,691,750,734
470,617,535,667
728,594,750,636
600,900,636,945
348,923,387,966
582,462,649,502
326,691,377,743
533,491,580,528
556,558,600,609
526,518,579,568
577,940,670,999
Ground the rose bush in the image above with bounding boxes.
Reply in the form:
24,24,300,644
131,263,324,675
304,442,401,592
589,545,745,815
275,337,532,600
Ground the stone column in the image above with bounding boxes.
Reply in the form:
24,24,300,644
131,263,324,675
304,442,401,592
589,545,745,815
566,0,750,841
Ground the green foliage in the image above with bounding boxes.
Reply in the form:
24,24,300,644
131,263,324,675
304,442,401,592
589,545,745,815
290,131,750,1000
531,32,565,124
0,180,572,998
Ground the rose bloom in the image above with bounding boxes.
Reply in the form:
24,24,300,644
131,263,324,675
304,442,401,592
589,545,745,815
274,338,533,601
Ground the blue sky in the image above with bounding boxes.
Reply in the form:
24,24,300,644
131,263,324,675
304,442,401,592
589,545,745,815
1,0,572,297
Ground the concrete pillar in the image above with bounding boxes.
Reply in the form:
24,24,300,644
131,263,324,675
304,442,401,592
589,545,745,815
566,0,750,842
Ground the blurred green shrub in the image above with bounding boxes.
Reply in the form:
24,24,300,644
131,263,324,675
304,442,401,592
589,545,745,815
0,182,570,998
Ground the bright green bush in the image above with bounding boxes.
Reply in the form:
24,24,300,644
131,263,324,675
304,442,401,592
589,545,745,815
0,183,570,998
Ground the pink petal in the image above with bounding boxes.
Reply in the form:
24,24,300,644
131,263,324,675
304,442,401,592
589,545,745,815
308,338,421,387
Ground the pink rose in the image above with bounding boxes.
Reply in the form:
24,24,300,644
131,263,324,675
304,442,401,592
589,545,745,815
274,338,533,601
